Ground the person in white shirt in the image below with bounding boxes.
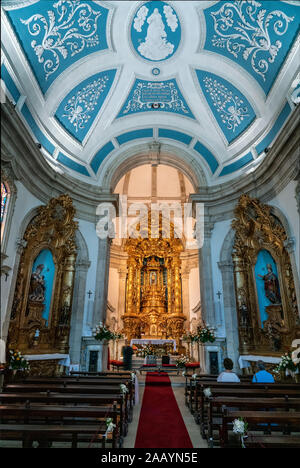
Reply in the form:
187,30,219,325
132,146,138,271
217,358,240,382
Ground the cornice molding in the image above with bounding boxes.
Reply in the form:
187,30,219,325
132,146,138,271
1,101,119,222
190,105,300,221
1,100,299,223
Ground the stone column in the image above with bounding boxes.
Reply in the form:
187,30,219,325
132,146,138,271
181,269,190,329
93,237,112,327
198,221,216,327
93,237,112,371
199,343,207,373
218,260,240,372
117,269,127,328
69,259,91,366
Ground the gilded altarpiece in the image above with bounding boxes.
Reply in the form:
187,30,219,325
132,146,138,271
8,195,78,374
232,194,300,356
122,216,186,349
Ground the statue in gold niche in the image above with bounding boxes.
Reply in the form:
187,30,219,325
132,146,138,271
140,257,167,339
122,213,186,348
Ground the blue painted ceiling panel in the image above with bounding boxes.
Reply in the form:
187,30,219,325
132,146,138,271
55,69,117,143
6,0,110,94
203,1,299,95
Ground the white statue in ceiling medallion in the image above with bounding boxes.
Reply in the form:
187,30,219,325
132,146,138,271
131,2,181,63
138,8,174,61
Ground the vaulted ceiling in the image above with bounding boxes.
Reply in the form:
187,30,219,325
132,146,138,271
1,1,299,186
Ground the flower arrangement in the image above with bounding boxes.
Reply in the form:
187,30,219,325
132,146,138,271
92,323,115,342
203,387,212,398
274,352,300,374
195,324,216,343
120,384,129,395
233,417,248,448
8,350,30,371
105,418,116,437
175,354,189,368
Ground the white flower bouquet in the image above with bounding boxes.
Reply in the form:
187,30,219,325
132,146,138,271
203,387,212,398
175,354,189,368
274,352,299,373
233,417,248,448
120,384,129,395
105,418,116,437
195,324,216,343
92,322,114,342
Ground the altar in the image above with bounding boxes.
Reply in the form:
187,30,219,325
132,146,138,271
130,338,177,351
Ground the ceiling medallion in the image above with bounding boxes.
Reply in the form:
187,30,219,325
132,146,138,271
131,2,181,62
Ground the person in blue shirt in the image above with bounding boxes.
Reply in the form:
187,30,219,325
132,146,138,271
252,360,275,383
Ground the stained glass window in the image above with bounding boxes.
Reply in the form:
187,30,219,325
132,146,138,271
1,182,8,222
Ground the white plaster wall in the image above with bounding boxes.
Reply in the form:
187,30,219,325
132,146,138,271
107,267,120,311
210,219,232,337
76,219,99,336
1,181,42,339
270,180,300,276
189,267,200,310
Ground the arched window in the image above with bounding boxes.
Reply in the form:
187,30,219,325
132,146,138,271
1,181,10,240
1,181,8,221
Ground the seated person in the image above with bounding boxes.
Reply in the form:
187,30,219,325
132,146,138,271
217,358,240,382
252,360,275,383
122,340,134,371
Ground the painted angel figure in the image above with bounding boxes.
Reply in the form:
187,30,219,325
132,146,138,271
258,264,281,304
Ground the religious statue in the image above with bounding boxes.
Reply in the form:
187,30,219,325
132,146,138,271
239,302,250,328
28,264,46,302
138,8,174,61
257,264,281,304
150,271,157,285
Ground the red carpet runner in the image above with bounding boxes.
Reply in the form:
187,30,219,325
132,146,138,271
134,372,193,448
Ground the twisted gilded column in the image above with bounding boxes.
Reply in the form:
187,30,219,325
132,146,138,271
232,254,254,355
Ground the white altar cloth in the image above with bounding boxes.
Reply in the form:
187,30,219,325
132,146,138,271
24,354,70,367
130,339,176,351
238,355,281,369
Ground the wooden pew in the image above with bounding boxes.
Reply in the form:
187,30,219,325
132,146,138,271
4,383,131,429
0,424,108,448
186,377,253,412
195,383,300,438
22,376,135,413
219,409,300,448
70,371,132,376
207,397,300,447
0,401,119,448
0,392,128,438
193,381,300,420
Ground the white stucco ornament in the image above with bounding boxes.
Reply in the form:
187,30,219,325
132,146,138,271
131,2,181,62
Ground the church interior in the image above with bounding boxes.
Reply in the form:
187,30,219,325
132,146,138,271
1,0,300,450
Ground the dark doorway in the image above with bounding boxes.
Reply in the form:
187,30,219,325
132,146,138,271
89,350,98,372
209,351,219,375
